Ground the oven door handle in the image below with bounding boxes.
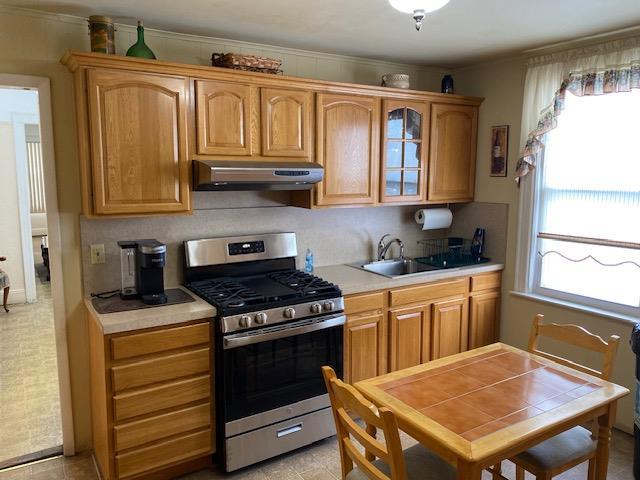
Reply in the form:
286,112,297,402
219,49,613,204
223,313,345,349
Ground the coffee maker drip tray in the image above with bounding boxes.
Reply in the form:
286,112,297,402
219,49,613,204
91,288,194,314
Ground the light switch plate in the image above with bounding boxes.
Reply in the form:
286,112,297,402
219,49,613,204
90,244,105,265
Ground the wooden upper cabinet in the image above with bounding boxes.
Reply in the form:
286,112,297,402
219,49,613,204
380,100,429,204
261,88,312,158
195,80,252,156
86,69,190,215
315,94,380,206
427,104,478,202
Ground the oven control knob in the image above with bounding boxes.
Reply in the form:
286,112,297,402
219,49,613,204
323,301,335,312
255,312,268,324
239,315,252,328
310,303,322,314
283,307,296,319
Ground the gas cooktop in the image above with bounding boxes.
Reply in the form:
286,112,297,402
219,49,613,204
186,269,341,316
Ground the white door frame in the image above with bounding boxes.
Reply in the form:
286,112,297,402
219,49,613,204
11,111,39,304
0,74,75,456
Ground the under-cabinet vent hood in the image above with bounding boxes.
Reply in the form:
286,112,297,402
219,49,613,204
193,160,323,191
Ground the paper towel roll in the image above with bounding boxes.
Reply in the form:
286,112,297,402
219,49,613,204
414,208,453,230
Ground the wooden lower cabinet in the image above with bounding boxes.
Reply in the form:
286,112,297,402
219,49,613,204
343,271,501,381
389,305,431,371
344,312,387,384
88,314,215,480
469,290,501,349
431,296,469,360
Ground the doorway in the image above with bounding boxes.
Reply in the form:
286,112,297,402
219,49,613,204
0,76,74,469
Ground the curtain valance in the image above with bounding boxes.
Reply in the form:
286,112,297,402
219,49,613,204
515,37,640,183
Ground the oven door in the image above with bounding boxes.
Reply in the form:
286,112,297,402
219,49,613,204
222,313,344,424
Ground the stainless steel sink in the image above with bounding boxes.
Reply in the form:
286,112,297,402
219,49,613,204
349,258,440,279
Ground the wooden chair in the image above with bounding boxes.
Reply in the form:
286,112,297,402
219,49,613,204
321,366,455,480
510,314,620,480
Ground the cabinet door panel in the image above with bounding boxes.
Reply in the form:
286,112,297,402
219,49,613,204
345,312,386,383
381,100,429,204
196,80,252,155
389,305,430,371
261,88,312,157
469,291,500,349
316,94,379,206
428,104,477,202
87,69,190,214
431,297,468,360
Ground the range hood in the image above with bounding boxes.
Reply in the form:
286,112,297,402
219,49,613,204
193,160,323,191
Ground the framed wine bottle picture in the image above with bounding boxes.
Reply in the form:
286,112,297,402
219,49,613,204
490,125,509,177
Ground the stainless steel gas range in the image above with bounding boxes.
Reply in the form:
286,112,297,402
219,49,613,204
183,233,344,472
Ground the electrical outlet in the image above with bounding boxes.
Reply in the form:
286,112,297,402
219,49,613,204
90,244,105,265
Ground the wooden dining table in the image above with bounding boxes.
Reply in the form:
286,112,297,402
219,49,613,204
354,343,629,480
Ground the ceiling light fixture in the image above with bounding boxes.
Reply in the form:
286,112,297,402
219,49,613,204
388,0,450,31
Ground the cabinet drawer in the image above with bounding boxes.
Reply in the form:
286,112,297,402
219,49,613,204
111,322,210,361
390,278,467,307
345,292,385,315
111,347,210,392
114,375,211,421
116,428,212,479
470,272,501,292
114,403,211,452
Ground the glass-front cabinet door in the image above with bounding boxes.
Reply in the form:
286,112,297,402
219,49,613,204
381,100,429,203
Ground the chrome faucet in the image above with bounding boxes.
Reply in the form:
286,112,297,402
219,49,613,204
377,234,405,261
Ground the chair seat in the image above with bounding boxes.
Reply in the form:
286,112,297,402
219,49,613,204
346,444,456,480
513,426,597,471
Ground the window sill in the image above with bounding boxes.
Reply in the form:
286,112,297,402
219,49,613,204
509,291,639,326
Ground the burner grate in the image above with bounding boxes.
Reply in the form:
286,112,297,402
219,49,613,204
267,270,337,297
187,269,341,314
189,279,266,308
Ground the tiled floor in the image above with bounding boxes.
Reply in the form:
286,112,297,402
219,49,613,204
0,429,632,480
0,276,63,465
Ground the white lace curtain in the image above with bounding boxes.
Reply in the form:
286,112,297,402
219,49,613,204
516,36,640,183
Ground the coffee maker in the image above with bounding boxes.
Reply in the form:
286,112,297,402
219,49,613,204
118,239,167,305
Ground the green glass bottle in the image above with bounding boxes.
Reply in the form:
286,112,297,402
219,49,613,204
126,21,156,59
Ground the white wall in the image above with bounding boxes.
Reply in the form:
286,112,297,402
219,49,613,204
0,88,39,120
0,122,25,303
0,87,39,304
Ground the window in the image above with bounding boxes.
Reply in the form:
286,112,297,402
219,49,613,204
530,89,640,316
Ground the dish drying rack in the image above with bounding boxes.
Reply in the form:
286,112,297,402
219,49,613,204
415,237,489,269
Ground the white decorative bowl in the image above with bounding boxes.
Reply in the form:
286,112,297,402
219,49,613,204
381,73,410,89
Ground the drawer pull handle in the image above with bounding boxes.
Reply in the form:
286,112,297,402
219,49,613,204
277,423,303,438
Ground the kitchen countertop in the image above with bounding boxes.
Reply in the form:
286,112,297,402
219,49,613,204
314,262,504,296
85,286,216,335
85,263,503,334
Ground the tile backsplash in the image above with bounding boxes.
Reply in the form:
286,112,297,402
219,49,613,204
80,196,508,295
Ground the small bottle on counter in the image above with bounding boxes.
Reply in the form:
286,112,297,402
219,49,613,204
304,249,314,273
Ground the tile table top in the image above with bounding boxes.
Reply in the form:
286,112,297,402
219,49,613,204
355,343,629,463
378,348,600,441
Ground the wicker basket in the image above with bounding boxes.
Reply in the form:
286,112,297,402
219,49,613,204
211,52,283,74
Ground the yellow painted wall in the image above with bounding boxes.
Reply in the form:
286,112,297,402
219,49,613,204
0,5,447,451
455,55,636,432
